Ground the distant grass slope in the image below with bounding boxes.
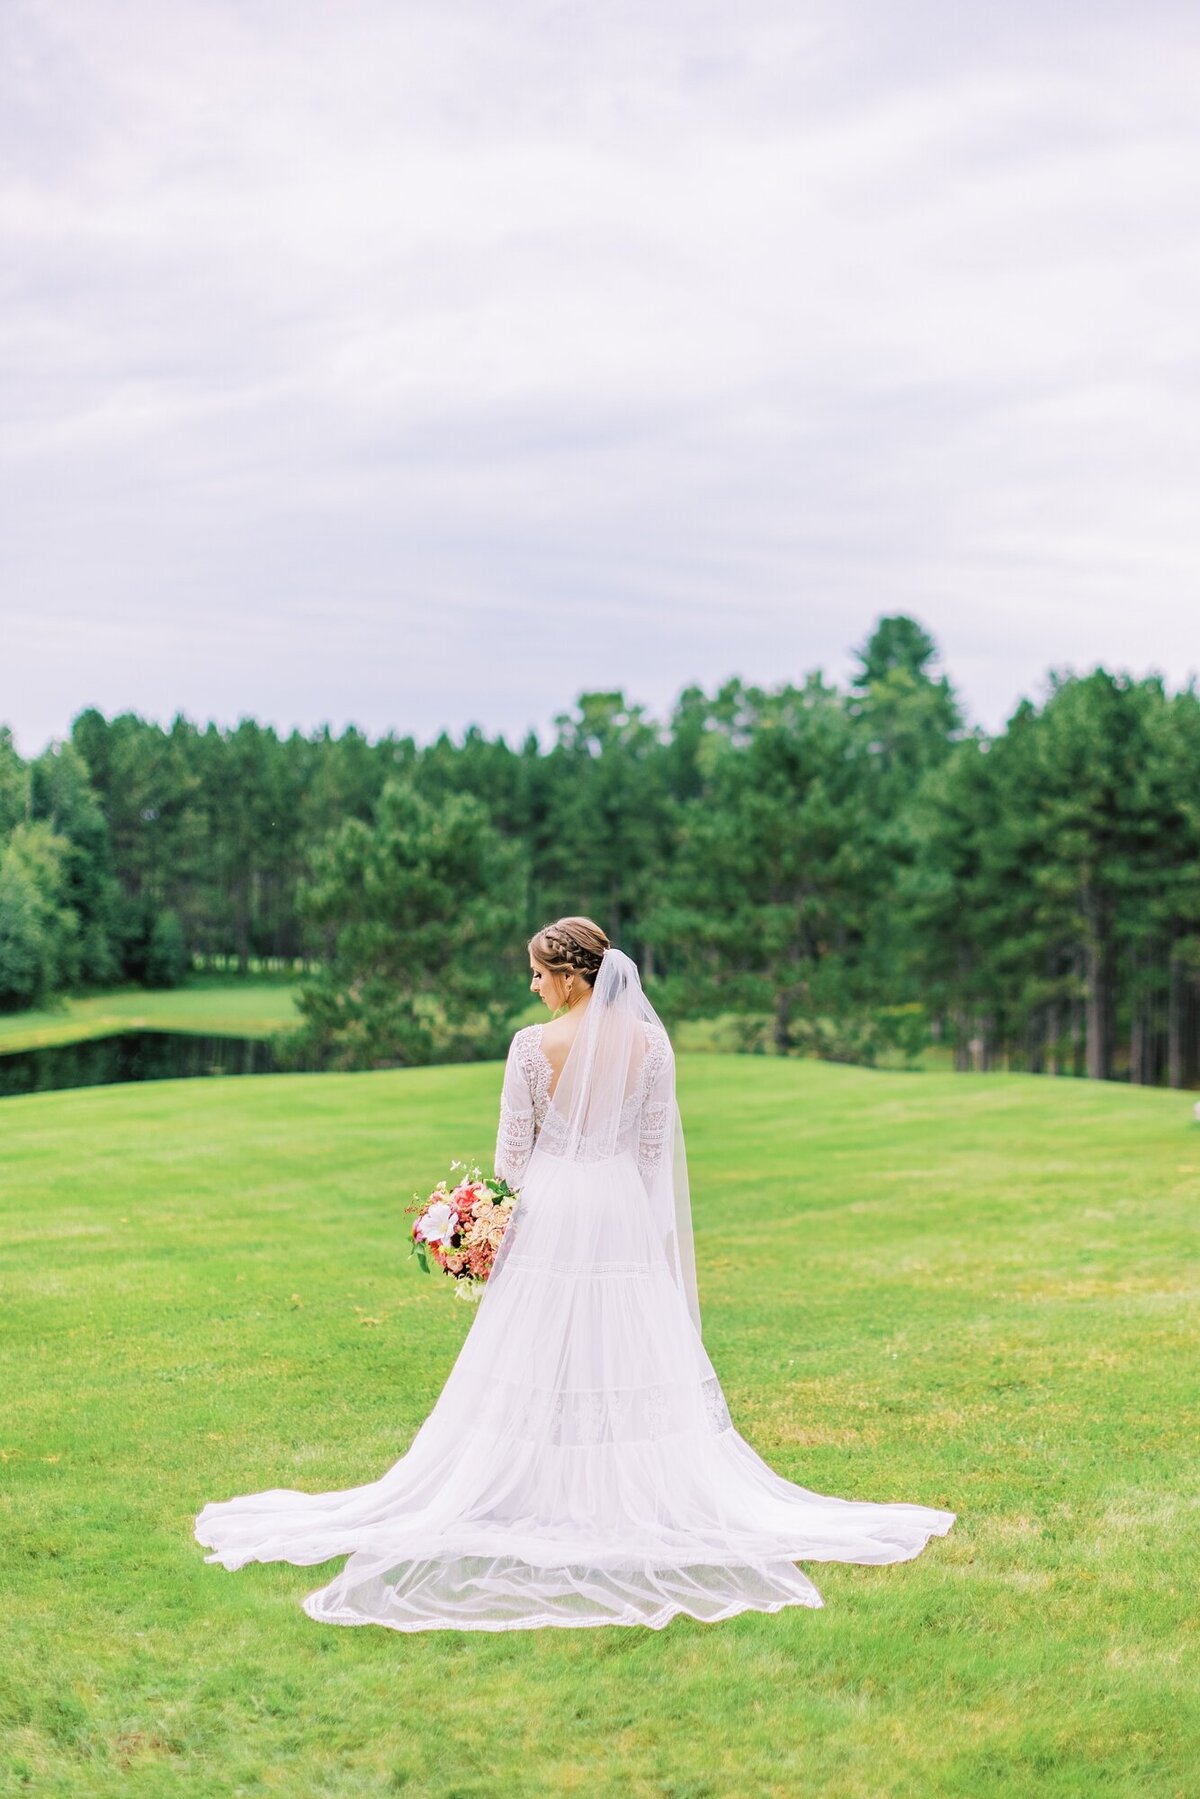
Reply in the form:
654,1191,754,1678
0,981,301,1053
0,1058,1195,1797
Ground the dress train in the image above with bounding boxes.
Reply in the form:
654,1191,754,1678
195,1142,955,1631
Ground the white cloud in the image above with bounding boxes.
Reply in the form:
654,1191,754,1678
2,0,1199,755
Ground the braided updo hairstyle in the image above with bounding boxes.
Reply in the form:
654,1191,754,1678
527,916,611,990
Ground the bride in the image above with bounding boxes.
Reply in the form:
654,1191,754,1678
195,916,955,1631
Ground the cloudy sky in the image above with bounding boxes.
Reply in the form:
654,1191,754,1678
3,0,1198,756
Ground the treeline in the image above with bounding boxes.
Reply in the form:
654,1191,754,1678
2,617,1198,1085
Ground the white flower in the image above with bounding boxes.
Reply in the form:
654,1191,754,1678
414,1199,459,1245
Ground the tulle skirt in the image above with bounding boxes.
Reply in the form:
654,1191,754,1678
194,1145,956,1631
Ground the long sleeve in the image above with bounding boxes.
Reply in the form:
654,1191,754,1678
495,1031,536,1187
636,1024,674,1191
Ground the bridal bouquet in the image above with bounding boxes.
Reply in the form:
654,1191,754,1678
407,1160,519,1301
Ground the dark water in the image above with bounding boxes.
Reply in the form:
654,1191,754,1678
0,1031,283,1098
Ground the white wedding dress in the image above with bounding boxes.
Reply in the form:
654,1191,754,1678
195,949,955,1631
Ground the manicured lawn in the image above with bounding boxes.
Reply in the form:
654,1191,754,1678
0,1058,1195,1796
0,981,301,1053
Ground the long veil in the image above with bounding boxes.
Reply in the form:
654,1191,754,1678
195,941,956,1631
535,945,702,1340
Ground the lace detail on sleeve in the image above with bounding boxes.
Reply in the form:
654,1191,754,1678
636,1022,673,1189
496,1098,533,1188
495,1027,551,1187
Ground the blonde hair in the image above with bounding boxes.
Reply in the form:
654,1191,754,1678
527,916,611,988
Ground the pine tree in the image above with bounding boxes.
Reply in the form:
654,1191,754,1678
290,777,527,1069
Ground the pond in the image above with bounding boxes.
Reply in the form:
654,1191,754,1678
0,1031,287,1099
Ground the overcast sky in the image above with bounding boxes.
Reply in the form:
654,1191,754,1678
3,0,1198,757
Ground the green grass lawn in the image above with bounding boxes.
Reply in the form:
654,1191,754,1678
0,981,301,1053
1,1058,1195,1797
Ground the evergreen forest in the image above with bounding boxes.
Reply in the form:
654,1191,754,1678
3,617,1198,1086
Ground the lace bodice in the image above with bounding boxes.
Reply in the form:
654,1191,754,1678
494,1018,673,1189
